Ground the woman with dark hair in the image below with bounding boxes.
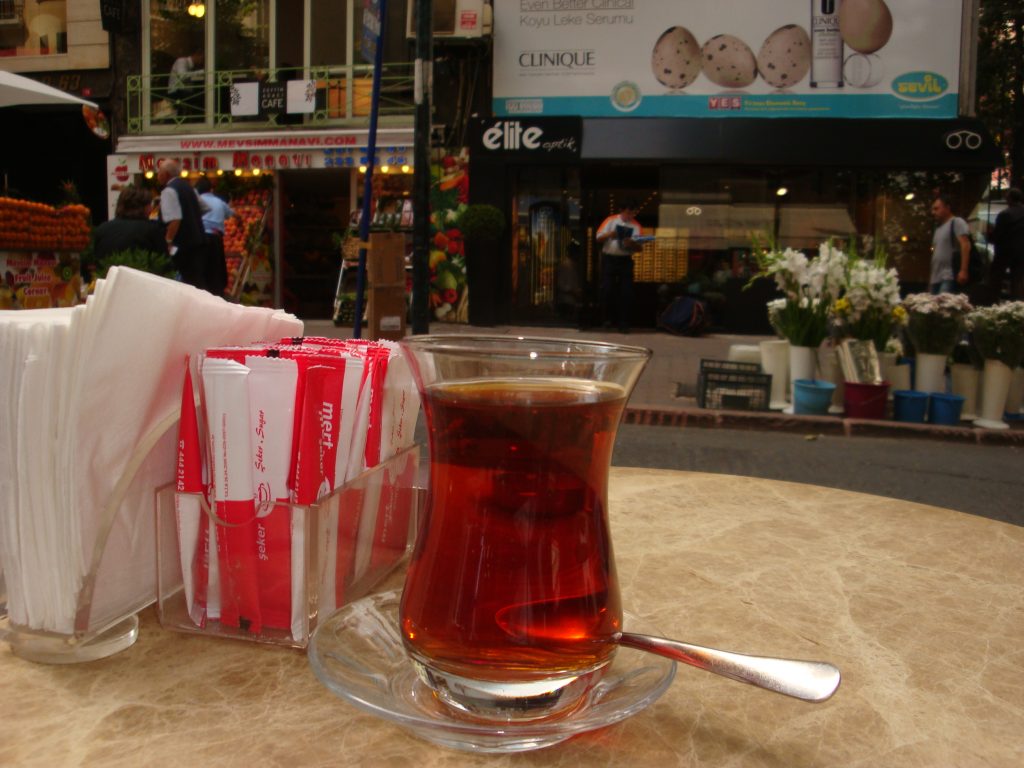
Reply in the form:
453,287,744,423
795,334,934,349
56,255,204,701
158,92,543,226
92,186,166,262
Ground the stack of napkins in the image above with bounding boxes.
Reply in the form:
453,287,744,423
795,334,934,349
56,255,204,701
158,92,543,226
0,267,302,636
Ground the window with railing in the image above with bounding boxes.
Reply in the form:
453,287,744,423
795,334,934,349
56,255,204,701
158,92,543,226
0,0,68,57
134,0,415,133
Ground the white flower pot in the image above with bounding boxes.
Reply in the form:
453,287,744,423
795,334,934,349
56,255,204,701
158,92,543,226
914,352,947,395
950,364,980,421
879,352,912,401
785,345,817,414
974,359,1012,430
728,344,762,365
759,339,789,410
817,345,845,414
1006,367,1024,416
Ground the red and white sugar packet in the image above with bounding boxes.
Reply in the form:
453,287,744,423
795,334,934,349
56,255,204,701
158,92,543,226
276,339,365,610
244,355,297,632
353,342,420,582
291,361,345,636
202,357,262,633
283,338,421,598
174,358,208,627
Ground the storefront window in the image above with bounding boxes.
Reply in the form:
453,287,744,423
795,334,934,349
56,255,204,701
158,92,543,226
0,0,68,57
149,0,206,118
512,167,583,322
214,0,270,74
660,167,774,281
310,0,349,67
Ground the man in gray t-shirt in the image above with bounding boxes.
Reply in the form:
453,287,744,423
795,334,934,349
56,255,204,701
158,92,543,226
929,195,971,294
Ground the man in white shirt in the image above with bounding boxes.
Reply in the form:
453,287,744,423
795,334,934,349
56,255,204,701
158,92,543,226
158,159,211,291
168,49,204,117
929,194,971,295
595,200,643,333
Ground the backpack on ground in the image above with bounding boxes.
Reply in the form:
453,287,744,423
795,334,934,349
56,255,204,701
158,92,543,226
658,295,707,336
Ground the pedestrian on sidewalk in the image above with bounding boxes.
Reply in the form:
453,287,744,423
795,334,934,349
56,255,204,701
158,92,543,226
929,194,971,295
158,159,209,291
989,187,1024,300
596,199,643,333
195,177,238,297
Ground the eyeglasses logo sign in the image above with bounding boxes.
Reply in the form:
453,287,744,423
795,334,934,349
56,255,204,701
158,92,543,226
944,130,982,151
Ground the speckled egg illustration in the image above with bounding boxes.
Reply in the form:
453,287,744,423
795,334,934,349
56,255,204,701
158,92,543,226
701,34,757,88
757,25,811,89
839,0,894,54
651,26,702,90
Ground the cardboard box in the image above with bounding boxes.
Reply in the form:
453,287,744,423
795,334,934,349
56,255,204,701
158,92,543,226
367,232,407,286
367,285,407,341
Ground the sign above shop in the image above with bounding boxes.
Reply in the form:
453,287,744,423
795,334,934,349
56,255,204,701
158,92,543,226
230,80,317,117
492,0,962,119
470,117,581,161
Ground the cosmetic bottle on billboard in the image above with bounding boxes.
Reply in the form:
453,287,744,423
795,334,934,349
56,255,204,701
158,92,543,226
810,0,843,88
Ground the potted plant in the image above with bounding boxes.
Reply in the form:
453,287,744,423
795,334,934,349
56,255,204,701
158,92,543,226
830,259,905,351
757,242,847,411
459,204,506,246
901,293,973,395
96,248,176,281
966,301,1024,429
827,257,905,412
949,340,983,421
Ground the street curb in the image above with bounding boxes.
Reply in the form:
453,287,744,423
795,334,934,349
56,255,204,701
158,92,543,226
623,405,1024,446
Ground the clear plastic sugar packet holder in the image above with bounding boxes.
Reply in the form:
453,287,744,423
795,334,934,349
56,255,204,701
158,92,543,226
0,413,181,664
155,445,421,648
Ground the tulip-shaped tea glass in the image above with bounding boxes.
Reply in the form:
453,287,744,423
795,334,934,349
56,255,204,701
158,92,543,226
399,335,651,721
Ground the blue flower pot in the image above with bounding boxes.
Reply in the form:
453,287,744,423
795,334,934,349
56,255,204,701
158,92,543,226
928,393,965,426
793,379,836,416
893,390,928,423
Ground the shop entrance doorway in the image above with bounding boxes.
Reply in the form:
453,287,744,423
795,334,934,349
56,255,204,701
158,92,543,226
509,166,584,324
581,164,662,329
278,169,351,319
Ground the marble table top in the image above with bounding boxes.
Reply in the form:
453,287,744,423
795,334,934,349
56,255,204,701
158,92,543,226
3,468,1023,767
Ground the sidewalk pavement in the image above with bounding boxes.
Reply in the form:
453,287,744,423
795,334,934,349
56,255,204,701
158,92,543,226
302,319,1024,446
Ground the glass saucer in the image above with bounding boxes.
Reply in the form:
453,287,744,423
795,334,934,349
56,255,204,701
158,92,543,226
308,589,677,753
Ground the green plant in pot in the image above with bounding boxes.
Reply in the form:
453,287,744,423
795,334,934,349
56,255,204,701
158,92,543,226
458,204,506,247
96,248,176,280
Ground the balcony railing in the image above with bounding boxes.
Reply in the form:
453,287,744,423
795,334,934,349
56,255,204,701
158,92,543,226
126,63,415,135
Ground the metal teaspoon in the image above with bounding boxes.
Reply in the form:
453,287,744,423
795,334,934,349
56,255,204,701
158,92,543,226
616,631,841,703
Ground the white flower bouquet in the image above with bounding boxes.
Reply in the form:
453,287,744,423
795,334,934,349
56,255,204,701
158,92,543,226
831,260,906,351
757,242,847,347
902,293,973,356
966,302,1024,369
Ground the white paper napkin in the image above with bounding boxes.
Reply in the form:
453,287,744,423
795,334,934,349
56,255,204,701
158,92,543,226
0,268,302,635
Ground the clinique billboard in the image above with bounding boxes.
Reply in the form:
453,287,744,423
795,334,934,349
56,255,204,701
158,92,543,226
494,0,962,118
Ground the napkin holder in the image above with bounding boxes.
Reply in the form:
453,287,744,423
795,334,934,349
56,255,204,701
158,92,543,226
0,414,182,664
156,444,422,648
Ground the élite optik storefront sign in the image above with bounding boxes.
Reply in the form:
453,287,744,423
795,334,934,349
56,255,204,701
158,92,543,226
473,117,582,161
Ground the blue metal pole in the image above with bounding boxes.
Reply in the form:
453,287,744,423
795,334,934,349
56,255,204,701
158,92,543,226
352,0,387,339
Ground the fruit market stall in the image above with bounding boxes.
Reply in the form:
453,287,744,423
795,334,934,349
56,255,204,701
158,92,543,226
223,186,274,306
0,197,90,309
